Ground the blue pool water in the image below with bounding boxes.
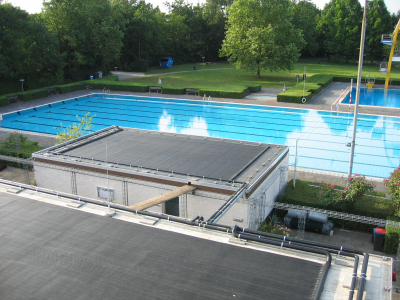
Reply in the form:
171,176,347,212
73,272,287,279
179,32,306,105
342,88,400,108
2,93,400,179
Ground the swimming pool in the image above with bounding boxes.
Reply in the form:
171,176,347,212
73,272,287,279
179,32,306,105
1,93,399,179
342,87,400,108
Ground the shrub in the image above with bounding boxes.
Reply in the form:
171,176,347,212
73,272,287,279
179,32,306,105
317,175,375,213
18,88,49,102
259,213,294,237
249,84,262,93
57,82,84,94
161,87,185,95
0,95,10,107
198,89,245,99
277,90,312,103
384,224,400,254
383,167,400,216
90,81,149,93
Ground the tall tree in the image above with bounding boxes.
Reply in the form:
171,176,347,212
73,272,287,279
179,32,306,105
220,0,304,78
291,0,321,57
317,0,362,63
0,4,63,94
118,0,164,71
43,0,125,80
366,0,393,64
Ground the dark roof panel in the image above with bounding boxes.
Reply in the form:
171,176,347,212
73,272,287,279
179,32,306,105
1,193,322,300
61,129,274,181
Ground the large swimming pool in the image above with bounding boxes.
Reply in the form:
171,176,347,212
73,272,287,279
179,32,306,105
1,93,399,178
342,87,400,108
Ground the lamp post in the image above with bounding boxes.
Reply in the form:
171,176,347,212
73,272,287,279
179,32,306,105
280,81,286,92
20,79,24,92
202,56,205,70
347,0,367,183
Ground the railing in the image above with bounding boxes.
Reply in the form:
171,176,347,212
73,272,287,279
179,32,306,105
331,86,350,111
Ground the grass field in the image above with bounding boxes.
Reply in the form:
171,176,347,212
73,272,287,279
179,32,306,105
122,60,400,90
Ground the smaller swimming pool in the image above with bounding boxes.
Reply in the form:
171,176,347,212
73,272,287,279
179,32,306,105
341,88,400,108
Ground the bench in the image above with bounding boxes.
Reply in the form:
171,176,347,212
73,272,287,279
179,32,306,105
148,86,162,93
7,96,18,103
48,88,58,95
185,88,199,96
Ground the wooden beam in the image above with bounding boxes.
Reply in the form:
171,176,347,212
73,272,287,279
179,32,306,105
128,185,196,211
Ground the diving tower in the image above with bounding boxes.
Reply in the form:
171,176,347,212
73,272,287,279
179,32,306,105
381,19,400,88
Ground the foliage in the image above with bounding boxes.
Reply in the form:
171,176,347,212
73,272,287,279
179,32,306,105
43,0,126,80
220,0,304,77
0,136,44,169
0,4,64,94
0,134,27,150
291,0,321,57
383,167,400,216
384,223,400,254
317,175,375,213
317,0,362,63
259,214,294,237
365,0,393,64
54,113,95,144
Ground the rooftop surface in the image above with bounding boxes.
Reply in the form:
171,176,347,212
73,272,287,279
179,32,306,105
60,128,271,182
33,127,288,188
0,191,322,300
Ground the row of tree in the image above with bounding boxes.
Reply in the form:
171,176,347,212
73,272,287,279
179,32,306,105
0,0,399,93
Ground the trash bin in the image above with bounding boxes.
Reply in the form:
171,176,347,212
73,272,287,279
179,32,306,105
373,227,385,252
95,71,103,79
296,74,300,84
193,65,196,70
303,74,307,80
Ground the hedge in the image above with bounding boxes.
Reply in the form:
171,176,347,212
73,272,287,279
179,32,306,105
159,87,184,94
199,89,245,99
249,84,262,93
384,223,400,254
57,82,87,94
90,81,149,93
277,90,312,103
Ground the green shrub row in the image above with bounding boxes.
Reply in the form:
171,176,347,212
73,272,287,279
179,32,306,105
90,81,148,93
161,87,186,94
277,90,312,103
199,89,245,99
384,224,400,254
249,84,262,93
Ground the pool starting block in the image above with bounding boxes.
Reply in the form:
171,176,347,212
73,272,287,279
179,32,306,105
366,83,374,88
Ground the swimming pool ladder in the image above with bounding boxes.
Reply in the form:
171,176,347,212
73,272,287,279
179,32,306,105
203,94,211,105
102,87,110,99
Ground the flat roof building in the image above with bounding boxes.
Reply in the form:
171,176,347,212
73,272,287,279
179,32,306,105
0,187,392,300
32,126,289,229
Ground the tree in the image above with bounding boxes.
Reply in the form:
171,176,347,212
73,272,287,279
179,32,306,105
317,0,362,63
54,113,95,144
220,0,304,78
291,0,321,57
42,0,125,80
0,4,64,94
366,0,393,65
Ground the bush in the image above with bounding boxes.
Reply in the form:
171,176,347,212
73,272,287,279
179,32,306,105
277,90,312,103
249,84,262,93
57,82,84,94
161,87,185,95
384,224,400,254
199,89,245,99
317,176,375,213
0,95,10,107
90,81,149,93
18,88,49,102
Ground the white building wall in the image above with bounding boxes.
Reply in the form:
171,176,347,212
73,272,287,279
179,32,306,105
34,152,288,228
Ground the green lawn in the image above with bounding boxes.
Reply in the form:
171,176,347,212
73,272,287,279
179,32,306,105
123,60,400,90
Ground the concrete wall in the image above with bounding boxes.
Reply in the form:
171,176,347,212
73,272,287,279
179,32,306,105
34,154,288,228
